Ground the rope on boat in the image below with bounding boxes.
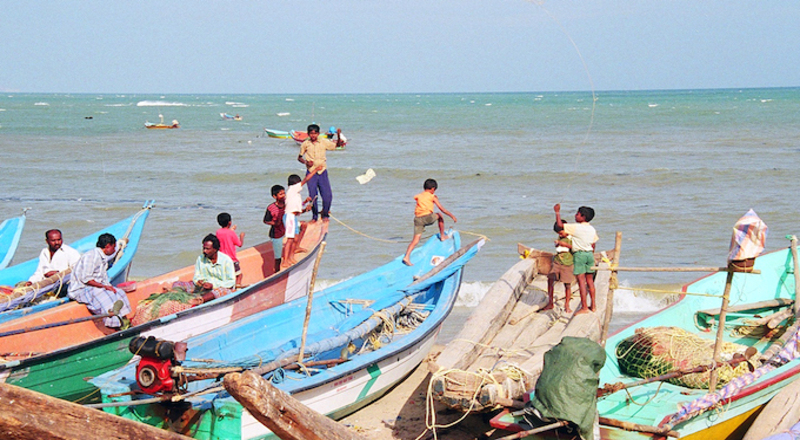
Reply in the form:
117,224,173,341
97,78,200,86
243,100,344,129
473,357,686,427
329,213,490,244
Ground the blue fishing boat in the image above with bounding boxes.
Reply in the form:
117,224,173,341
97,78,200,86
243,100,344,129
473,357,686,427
491,235,800,439
92,231,483,439
0,210,27,270
0,201,154,322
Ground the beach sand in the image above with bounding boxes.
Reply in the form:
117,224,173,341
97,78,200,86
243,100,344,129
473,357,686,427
340,345,504,440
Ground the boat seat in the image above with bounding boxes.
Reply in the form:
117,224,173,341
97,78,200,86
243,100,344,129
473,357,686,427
695,298,793,329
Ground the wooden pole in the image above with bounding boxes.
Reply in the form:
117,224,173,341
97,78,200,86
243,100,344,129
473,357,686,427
299,241,326,363
0,382,192,440
599,417,680,438
223,371,366,440
708,268,736,391
0,312,117,338
593,266,759,273
790,235,800,317
495,421,569,440
600,231,622,347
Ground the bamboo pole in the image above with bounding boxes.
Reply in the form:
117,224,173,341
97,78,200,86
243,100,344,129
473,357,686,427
0,312,118,338
599,417,680,438
600,232,622,346
592,266,759,274
495,421,569,440
298,241,326,363
708,268,735,391
790,235,800,317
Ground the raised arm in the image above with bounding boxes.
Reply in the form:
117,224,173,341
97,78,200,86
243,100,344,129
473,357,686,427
434,197,457,223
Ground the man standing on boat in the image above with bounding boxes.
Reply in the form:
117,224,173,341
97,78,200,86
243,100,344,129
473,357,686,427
67,233,131,329
297,123,340,225
26,229,81,285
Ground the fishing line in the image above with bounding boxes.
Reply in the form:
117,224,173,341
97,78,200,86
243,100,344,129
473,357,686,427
526,1,597,192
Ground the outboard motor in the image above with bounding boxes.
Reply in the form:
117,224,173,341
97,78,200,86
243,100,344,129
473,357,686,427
129,336,187,394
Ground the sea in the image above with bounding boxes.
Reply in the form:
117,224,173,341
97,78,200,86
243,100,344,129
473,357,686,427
2,88,799,337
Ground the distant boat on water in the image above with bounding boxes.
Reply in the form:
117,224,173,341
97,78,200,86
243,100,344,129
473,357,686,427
220,113,242,121
145,114,179,129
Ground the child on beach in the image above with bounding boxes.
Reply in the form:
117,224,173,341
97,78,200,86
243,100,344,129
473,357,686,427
282,171,316,269
216,212,245,287
543,221,575,313
263,184,286,273
402,178,457,266
554,204,598,315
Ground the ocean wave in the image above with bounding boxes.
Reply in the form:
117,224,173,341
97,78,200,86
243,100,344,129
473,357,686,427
104,103,130,107
34,102,49,106
136,100,188,107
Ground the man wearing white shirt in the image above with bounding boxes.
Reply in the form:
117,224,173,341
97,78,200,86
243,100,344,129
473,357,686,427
27,229,81,285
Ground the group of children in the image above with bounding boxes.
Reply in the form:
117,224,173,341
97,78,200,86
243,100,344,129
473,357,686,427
220,174,600,315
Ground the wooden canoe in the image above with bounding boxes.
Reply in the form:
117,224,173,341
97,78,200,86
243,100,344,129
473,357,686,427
92,232,483,440
0,210,27,270
0,221,325,403
742,376,800,440
0,201,154,321
264,128,291,139
428,244,613,412
491,240,800,439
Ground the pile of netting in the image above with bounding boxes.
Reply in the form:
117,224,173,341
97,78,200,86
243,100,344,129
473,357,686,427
616,326,755,389
131,287,199,326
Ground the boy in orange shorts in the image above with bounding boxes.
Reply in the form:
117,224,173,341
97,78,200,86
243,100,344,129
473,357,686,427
402,178,457,266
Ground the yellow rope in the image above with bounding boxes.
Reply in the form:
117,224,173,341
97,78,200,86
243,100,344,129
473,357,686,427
328,214,400,243
626,286,723,299
329,213,490,244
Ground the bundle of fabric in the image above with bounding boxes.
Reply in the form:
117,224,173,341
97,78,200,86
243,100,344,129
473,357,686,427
616,326,754,389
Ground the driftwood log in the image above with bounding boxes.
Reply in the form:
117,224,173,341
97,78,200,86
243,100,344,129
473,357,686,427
0,382,191,440
223,371,367,440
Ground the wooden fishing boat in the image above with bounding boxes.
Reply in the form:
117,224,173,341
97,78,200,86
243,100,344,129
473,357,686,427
263,128,291,139
0,221,325,403
0,201,154,322
92,232,483,440
0,210,27,270
145,115,179,129
491,238,800,440
428,244,614,412
221,113,242,121
289,130,342,148
145,121,179,129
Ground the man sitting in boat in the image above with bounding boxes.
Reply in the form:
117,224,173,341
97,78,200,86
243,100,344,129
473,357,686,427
26,229,81,285
131,234,236,327
67,233,132,329
173,233,236,304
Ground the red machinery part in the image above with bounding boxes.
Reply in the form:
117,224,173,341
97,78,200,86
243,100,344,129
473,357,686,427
136,356,175,394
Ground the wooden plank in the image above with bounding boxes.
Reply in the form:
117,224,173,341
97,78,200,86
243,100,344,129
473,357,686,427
696,298,793,317
223,371,366,440
429,257,537,373
742,376,800,440
0,382,191,440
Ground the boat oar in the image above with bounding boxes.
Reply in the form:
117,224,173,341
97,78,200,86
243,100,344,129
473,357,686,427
0,312,118,338
597,348,756,398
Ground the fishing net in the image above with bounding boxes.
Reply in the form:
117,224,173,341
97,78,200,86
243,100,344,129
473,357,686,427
131,287,199,326
615,326,754,389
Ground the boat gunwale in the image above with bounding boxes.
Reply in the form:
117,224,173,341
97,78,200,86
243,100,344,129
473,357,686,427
0,230,327,372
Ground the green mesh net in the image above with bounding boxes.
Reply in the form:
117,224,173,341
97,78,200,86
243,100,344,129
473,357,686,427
615,326,754,389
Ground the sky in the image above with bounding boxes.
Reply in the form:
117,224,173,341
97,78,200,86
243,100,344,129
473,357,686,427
2,1,799,94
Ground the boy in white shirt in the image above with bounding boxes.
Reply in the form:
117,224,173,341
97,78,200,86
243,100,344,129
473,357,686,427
554,204,598,315
281,169,316,268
